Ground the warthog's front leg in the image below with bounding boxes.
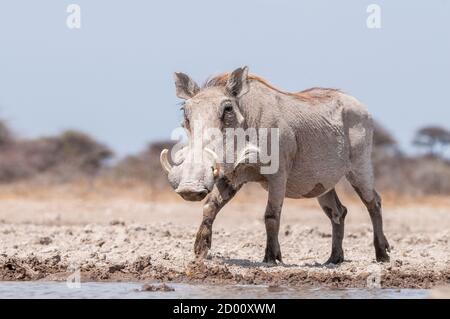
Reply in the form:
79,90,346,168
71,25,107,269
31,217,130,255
263,178,286,264
194,177,241,258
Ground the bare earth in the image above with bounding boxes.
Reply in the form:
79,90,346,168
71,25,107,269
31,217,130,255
0,185,449,289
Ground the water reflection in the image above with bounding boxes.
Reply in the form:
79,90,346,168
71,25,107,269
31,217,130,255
0,282,428,299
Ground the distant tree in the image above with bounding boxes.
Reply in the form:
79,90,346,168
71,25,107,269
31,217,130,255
371,121,400,181
111,140,176,188
413,126,450,157
57,130,114,173
0,128,114,182
0,120,14,148
373,121,397,150
21,130,114,177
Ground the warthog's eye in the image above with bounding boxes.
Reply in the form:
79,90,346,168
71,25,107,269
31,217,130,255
223,104,233,113
222,103,234,120
221,101,235,127
221,104,235,128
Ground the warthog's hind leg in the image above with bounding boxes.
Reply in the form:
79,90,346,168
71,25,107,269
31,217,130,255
194,177,240,258
346,172,390,262
317,189,347,264
355,188,390,262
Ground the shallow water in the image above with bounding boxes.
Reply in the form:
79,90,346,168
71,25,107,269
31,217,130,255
0,282,429,299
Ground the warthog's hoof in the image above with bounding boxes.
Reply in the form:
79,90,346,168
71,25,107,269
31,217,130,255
324,253,344,265
263,248,283,265
194,226,212,259
375,236,391,263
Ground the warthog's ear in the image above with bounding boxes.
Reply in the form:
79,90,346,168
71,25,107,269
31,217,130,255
174,72,200,99
226,66,249,98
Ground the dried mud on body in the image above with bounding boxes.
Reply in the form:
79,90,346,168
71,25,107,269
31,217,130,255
0,188,449,289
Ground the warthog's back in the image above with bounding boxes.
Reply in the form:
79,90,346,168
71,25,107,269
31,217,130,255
207,75,374,199
279,89,373,199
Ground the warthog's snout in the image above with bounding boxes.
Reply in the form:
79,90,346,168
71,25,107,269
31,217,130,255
160,147,220,202
175,185,209,201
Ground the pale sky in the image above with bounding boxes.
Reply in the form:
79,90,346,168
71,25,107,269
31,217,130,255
0,0,449,156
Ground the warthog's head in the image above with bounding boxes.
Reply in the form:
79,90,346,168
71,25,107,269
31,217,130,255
160,67,250,201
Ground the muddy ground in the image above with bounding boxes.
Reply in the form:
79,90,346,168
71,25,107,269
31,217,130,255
0,186,449,289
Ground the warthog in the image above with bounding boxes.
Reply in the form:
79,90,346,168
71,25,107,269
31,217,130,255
160,66,390,264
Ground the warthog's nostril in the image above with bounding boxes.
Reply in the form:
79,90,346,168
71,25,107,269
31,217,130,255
175,187,208,201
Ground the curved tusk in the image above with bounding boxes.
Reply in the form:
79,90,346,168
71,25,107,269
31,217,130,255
235,144,260,168
204,147,218,162
160,149,172,173
204,147,220,178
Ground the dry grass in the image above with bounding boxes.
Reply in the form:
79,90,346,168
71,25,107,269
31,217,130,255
0,179,449,210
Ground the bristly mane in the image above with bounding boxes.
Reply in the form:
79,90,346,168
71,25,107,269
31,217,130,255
203,73,341,102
